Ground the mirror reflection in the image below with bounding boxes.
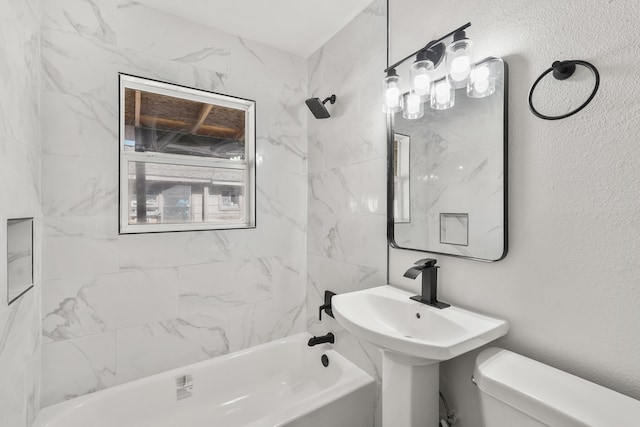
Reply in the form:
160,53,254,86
389,57,507,261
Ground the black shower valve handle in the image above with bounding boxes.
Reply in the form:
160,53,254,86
319,290,336,321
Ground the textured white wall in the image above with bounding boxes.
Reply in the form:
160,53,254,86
389,0,640,425
40,0,308,407
0,0,42,425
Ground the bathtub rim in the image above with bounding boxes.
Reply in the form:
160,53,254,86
35,332,374,427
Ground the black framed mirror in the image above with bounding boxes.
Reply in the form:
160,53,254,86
387,57,508,262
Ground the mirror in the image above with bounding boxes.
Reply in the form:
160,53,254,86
7,217,34,304
388,57,507,261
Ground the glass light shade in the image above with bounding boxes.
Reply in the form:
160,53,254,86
383,72,403,113
467,60,499,98
446,39,474,89
403,91,424,119
430,79,455,110
410,59,434,99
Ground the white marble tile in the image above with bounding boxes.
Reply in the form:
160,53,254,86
0,291,40,426
0,1,41,147
42,29,181,101
41,332,116,407
225,255,306,352
0,140,41,215
118,231,233,270
116,314,229,384
178,258,274,316
43,0,117,45
0,0,41,423
225,299,305,353
0,290,39,370
0,357,27,427
43,216,119,281
307,12,386,171
257,129,308,175
25,348,41,426
257,170,307,231
309,164,361,215
229,36,307,88
307,129,326,173
308,213,386,269
116,1,232,73
41,29,119,100
42,268,179,342
119,209,306,271
178,65,228,93
42,154,118,217
41,90,118,158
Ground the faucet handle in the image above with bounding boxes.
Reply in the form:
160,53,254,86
319,290,336,321
414,258,437,268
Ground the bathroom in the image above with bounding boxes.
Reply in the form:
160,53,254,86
1,0,639,426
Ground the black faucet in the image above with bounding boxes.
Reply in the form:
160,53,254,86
404,258,450,309
318,290,336,321
307,332,335,347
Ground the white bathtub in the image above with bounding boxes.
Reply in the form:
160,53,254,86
34,333,375,427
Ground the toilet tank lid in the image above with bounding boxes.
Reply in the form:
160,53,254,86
474,348,640,427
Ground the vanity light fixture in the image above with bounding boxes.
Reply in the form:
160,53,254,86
383,69,403,113
431,79,455,110
410,47,439,99
446,30,474,89
468,59,499,98
383,22,498,117
403,90,424,119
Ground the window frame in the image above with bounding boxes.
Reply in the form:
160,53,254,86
118,74,256,234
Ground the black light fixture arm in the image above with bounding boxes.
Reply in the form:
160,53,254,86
384,22,471,73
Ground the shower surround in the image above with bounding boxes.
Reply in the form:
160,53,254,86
40,0,308,407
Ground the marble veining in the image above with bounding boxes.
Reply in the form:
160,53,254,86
40,0,308,407
0,0,42,424
305,1,386,425
43,0,117,44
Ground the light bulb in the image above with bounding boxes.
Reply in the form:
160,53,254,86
430,79,455,110
403,91,424,119
382,69,403,113
410,52,435,99
475,79,489,94
407,92,421,112
386,85,400,108
467,60,498,98
436,83,450,104
446,33,474,89
450,56,471,80
413,73,431,96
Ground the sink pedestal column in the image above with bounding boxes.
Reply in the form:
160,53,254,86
382,351,439,427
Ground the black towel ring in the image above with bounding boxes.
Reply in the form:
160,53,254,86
528,60,600,121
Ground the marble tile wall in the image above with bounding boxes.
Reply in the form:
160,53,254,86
0,0,43,425
306,0,388,425
40,0,308,407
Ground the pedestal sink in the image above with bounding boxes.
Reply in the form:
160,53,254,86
332,285,509,427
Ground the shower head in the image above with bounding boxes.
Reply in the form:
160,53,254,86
305,94,336,119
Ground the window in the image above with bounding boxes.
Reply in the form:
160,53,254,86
119,74,256,233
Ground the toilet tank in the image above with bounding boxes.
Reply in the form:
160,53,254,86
474,348,640,427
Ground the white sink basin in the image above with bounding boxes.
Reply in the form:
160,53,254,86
332,285,509,363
